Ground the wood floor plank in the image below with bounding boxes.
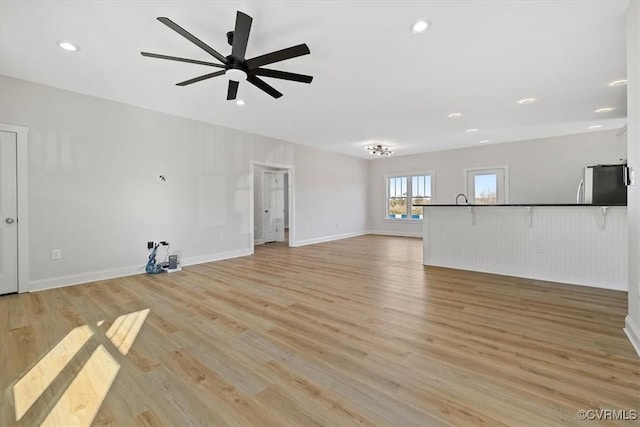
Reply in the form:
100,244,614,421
1,235,638,426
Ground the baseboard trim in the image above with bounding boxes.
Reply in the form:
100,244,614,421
180,248,252,267
27,248,253,293
291,231,367,247
28,264,145,293
253,239,265,246
366,230,423,238
423,260,627,291
624,316,640,359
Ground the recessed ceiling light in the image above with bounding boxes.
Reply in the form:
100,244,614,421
235,99,245,106
57,41,79,51
479,139,490,143
412,20,430,33
595,107,615,113
466,128,478,133
448,113,462,118
608,79,627,87
587,125,603,129
517,98,536,104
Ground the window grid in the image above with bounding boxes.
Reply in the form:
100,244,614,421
387,173,432,220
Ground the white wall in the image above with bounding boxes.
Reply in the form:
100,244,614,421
625,1,640,357
293,143,368,245
0,75,367,290
368,130,627,236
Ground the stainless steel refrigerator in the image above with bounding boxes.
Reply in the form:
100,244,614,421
577,164,629,205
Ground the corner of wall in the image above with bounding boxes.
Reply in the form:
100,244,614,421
626,0,640,357
624,316,640,358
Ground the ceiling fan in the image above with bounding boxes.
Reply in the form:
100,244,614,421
141,11,313,100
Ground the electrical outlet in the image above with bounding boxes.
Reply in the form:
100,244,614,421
536,246,544,254
147,241,154,250
51,249,61,260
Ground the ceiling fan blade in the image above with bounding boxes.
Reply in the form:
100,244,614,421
227,80,239,100
176,70,226,86
245,43,310,70
247,75,283,98
251,68,313,83
231,11,252,62
157,17,228,64
141,52,225,68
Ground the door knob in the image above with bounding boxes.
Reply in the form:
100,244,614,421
5,218,15,224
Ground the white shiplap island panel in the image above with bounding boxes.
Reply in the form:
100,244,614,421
422,206,627,290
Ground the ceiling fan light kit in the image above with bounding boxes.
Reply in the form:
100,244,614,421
141,11,313,101
225,68,247,82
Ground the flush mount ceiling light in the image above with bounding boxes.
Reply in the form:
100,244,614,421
235,99,245,106
608,79,627,87
479,139,490,143
412,20,430,33
448,113,462,118
57,41,79,51
595,107,615,113
517,97,536,104
587,125,602,129
366,144,393,156
465,128,478,133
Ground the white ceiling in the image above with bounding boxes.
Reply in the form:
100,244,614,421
0,0,629,158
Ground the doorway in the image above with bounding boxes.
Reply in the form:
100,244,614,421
250,162,294,252
0,123,29,295
262,171,286,243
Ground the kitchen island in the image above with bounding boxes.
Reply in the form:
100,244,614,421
415,204,627,290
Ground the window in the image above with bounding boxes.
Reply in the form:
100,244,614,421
387,173,433,219
465,167,508,204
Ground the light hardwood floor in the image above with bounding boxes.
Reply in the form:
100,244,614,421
1,235,639,426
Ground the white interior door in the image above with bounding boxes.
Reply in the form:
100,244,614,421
263,171,285,243
0,130,18,294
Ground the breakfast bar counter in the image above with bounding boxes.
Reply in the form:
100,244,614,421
414,204,628,290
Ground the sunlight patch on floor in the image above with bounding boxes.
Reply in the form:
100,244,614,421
11,309,150,425
13,325,93,421
40,345,120,427
105,308,150,355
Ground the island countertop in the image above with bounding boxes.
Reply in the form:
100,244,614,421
419,204,627,291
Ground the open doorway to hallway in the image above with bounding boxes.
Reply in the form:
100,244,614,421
251,163,293,250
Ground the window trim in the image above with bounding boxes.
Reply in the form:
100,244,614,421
384,171,435,221
463,165,510,204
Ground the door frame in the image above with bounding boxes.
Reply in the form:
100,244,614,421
0,123,29,293
249,161,295,253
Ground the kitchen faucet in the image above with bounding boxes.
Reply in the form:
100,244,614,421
455,193,468,205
